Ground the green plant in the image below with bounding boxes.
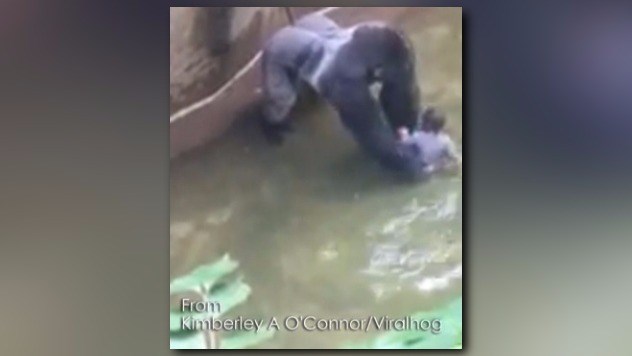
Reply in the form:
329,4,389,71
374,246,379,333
169,254,275,349
343,297,462,349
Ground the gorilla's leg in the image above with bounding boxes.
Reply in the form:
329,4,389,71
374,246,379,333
259,23,326,144
260,53,299,144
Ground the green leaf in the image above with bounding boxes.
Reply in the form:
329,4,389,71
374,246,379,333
168,255,277,349
411,297,462,322
170,311,185,332
170,310,211,333
170,279,251,333
347,327,460,349
170,254,238,295
221,328,276,349
210,278,251,317
170,331,206,349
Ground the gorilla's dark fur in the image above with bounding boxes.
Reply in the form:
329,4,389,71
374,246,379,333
260,13,426,177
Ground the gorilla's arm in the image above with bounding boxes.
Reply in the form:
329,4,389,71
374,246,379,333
379,63,422,132
328,78,426,176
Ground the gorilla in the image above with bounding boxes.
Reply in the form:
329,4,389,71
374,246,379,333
260,13,430,178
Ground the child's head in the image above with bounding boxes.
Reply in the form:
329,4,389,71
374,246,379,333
421,107,447,134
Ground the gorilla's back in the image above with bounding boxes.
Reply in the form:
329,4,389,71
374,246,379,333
264,27,321,67
296,13,341,39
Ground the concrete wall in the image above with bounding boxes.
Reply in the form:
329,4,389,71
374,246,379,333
169,7,320,113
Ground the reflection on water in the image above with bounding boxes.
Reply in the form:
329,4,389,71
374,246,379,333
170,8,462,348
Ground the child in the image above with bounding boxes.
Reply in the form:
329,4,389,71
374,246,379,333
398,108,461,175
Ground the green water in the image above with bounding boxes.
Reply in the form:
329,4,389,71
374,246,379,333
170,8,462,349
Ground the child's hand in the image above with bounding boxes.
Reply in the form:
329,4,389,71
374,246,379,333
397,127,410,140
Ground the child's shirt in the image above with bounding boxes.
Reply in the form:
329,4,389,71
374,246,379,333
403,131,459,171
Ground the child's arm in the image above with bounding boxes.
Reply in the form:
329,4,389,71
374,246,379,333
440,134,461,163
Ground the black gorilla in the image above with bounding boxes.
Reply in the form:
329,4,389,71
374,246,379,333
260,13,426,177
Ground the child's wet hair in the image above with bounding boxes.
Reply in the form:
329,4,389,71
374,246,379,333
421,107,446,133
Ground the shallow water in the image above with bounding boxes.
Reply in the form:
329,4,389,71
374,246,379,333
170,8,462,349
